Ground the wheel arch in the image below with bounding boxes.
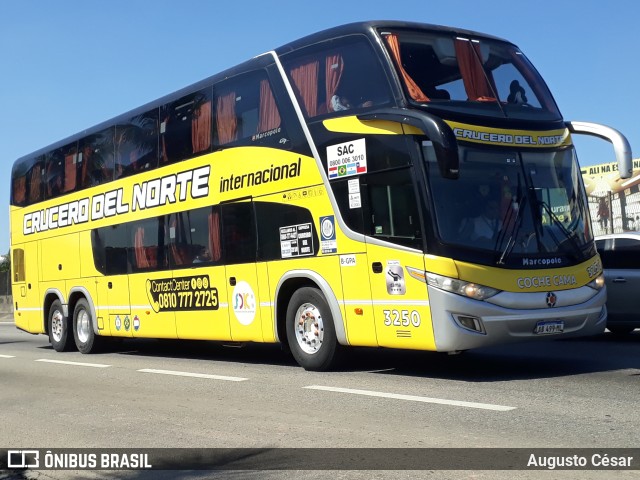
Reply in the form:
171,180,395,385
67,287,99,335
274,270,347,346
43,289,66,335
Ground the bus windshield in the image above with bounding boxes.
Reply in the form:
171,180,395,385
426,144,593,263
381,29,561,121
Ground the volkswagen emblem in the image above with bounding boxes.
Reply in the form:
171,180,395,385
545,292,557,308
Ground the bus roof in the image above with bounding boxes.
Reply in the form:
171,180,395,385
273,20,510,55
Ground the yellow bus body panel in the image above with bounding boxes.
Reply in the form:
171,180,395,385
365,243,435,351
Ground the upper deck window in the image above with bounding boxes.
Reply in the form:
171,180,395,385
212,70,289,149
161,87,213,165
282,36,393,118
114,109,160,180
11,156,44,207
381,30,561,121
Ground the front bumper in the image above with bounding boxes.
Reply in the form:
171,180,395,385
427,285,607,351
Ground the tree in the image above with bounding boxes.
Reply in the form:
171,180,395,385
0,251,10,273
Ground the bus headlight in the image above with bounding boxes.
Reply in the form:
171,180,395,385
587,274,605,291
425,272,501,301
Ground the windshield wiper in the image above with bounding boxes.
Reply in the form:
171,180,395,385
495,194,527,265
495,173,526,264
537,200,582,259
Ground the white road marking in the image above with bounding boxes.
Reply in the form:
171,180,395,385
0,354,16,358
138,368,248,382
35,359,111,368
304,385,516,411
0,322,15,325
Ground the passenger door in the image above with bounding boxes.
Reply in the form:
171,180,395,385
11,242,42,333
362,169,435,350
221,201,263,342
92,225,132,337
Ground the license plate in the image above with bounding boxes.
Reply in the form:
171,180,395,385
534,320,564,335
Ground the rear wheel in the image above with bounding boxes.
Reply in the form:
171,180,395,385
286,287,342,371
48,300,73,352
73,299,101,354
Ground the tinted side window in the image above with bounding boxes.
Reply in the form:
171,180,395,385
11,170,28,207
614,238,640,269
282,35,393,118
131,216,167,272
161,87,213,166
11,156,44,207
79,128,115,188
613,238,640,251
598,248,619,269
255,202,318,261
92,224,130,275
222,203,256,264
597,238,639,270
331,178,365,234
168,206,222,268
45,142,79,199
115,108,159,179
213,70,289,149
361,167,422,249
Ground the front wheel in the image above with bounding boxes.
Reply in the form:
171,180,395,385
286,287,342,371
48,300,74,352
73,299,101,354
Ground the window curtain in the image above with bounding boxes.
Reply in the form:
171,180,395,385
13,176,26,205
290,60,319,117
216,92,238,145
134,227,149,269
64,153,77,193
28,166,42,203
325,54,344,112
454,39,496,101
45,161,59,198
192,100,212,153
257,79,281,133
384,34,429,102
208,211,222,261
169,216,190,266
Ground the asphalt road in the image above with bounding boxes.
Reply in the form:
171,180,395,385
1,316,639,480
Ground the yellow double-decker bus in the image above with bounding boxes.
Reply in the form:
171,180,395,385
10,21,632,370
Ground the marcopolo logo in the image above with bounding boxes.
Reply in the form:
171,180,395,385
232,281,256,325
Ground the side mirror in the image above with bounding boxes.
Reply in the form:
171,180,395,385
358,109,459,179
566,121,632,179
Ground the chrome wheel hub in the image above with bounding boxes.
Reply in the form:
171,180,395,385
76,309,91,344
294,302,324,355
51,310,63,342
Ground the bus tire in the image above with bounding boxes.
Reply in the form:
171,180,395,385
48,299,74,352
73,299,101,354
286,287,342,371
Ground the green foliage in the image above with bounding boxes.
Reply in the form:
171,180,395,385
0,252,10,273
